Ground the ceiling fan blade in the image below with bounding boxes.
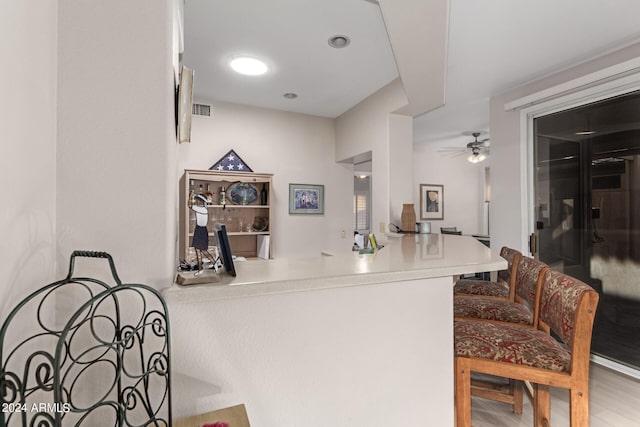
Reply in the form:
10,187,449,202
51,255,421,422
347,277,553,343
439,151,469,158
439,131,491,157
438,147,467,151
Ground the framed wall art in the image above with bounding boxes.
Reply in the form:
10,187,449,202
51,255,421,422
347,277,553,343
420,184,444,220
289,183,324,214
177,65,194,144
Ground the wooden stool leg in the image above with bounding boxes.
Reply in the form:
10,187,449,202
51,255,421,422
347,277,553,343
455,358,472,427
533,384,551,427
511,380,523,414
569,384,590,427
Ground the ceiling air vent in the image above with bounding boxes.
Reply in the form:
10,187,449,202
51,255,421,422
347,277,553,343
192,103,212,117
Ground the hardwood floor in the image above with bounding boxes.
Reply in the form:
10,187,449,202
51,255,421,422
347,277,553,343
471,363,640,426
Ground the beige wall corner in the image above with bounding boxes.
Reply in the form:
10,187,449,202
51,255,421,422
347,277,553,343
379,0,449,117
335,79,410,232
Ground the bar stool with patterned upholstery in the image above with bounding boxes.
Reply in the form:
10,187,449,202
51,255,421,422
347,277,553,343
454,247,522,300
454,270,600,427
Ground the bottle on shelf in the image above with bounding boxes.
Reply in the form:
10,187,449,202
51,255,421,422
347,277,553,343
205,184,214,205
198,183,205,203
260,186,268,205
219,186,226,204
188,180,195,207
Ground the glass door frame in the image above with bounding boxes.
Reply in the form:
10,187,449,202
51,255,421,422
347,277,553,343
517,73,640,253
515,71,640,379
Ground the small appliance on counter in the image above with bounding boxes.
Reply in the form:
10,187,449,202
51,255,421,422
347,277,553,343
416,221,431,234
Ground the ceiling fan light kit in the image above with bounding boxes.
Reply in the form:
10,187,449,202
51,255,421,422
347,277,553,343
467,152,487,163
438,131,490,163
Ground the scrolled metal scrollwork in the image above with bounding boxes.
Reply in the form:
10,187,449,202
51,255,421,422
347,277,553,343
27,412,55,427
0,251,171,426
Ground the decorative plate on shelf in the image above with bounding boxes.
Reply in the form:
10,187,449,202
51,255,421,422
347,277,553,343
227,182,259,205
252,216,269,232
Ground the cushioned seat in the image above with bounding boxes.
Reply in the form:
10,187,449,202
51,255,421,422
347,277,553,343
454,296,534,325
455,321,571,372
454,279,509,298
454,256,548,327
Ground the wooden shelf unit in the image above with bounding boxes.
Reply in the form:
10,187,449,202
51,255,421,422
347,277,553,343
179,169,273,260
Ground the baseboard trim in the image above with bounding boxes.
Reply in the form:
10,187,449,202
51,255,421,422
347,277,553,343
591,354,640,381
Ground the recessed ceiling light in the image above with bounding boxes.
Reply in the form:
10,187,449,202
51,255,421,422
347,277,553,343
328,35,351,48
230,57,268,76
575,130,596,135
283,92,298,99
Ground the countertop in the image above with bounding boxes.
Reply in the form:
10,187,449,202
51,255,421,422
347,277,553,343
163,233,506,303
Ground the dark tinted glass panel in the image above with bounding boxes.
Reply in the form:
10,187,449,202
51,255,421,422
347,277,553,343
534,90,640,370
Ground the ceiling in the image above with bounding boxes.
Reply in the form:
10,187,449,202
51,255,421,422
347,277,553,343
182,0,397,118
182,0,640,144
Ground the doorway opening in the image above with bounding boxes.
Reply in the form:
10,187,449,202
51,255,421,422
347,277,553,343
354,159,372,236
533,90,640,370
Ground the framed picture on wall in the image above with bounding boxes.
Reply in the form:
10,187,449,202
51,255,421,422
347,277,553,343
420,184,444,220
289,183,324,214
177,65,194,144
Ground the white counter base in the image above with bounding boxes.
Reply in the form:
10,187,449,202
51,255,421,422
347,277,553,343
164,235,506,426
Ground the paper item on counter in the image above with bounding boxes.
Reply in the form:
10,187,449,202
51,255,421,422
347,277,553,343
257,235,270,259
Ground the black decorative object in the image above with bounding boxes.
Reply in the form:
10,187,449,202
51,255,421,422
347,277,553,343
260,187,268,206
209,149,253,172
0,251,172,426
215,224,236,277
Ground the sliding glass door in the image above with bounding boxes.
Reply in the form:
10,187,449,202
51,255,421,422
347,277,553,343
533,90,640,370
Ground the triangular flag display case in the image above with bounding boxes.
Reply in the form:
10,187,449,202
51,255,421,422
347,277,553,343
209,149,253,173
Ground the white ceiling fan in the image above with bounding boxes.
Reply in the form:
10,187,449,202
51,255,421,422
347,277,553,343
438,132,490,163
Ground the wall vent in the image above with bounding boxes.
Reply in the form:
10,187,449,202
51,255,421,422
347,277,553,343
192,103,212,117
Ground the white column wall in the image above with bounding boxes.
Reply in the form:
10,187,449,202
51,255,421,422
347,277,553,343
0,1,58,315
335,79,410,233
389,113,414,230
56,0,177,288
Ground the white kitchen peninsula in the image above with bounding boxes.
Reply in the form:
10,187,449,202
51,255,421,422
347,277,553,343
164,234,506,426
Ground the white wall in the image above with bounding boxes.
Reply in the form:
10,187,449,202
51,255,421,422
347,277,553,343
335,79,411,232
389,114,414,229
0,1,58,317
490,42,640,254
412,137,486,235
180,101,353,258
56,0,177,288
